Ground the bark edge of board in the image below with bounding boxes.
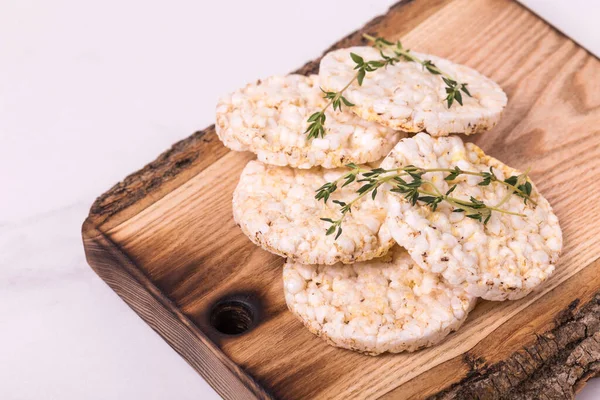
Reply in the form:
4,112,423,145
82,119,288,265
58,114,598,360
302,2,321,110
431,293,600,399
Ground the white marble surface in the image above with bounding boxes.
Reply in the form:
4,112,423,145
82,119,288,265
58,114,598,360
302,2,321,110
518,0,600,57
1,1,598,399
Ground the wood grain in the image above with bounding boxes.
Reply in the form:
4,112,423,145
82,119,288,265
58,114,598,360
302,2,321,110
82,0,600,398
82,222,271,400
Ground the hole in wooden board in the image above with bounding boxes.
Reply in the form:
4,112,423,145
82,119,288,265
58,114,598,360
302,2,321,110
210,295,259,336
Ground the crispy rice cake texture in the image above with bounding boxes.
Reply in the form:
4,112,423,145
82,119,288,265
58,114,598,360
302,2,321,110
284,246,476,355
233,160,395,265
216,74,404,168
382,133,562,301
319,47,507,136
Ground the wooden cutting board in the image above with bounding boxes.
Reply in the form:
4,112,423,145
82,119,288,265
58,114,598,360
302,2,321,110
82,0,600,398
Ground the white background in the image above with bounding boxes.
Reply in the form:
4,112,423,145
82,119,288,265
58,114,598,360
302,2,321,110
1,0,598,399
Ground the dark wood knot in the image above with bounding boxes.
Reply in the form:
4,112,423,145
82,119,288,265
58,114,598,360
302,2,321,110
210,293,261,336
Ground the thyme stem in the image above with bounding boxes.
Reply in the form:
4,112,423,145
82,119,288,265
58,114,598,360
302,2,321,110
306,35,472,139
363,33,459,85
316,163,535,238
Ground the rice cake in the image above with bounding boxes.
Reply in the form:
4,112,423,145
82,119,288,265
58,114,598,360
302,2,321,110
216,74,403,168
233,160,394,265
382,133,562,301
319,47,507,136
283,246,476,355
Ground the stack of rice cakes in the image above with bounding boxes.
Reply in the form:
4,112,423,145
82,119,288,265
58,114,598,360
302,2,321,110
216,46,562,355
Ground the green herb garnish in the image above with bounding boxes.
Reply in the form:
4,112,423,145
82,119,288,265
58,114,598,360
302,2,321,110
305,34,472,139
316,164,535,239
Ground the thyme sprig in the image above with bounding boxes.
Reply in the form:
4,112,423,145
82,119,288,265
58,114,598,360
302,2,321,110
364,34,472,108
305,51,396,139
305,34,472,139
316,164,535,239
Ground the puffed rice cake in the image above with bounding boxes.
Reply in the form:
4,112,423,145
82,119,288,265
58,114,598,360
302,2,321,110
233,160,394,265
216,74,404,168
382,133,562,301
319,47,507,136
283,246,476,355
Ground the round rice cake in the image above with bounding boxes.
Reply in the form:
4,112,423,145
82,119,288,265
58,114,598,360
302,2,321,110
319,46,507,136
233,160,394,265
283,246,476,355
216,74,403,168
381,133,562,301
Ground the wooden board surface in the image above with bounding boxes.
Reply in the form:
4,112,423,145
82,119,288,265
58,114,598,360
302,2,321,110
82,0,600,398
